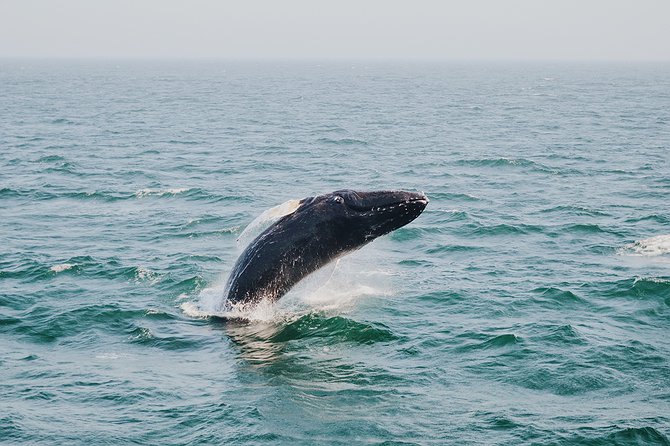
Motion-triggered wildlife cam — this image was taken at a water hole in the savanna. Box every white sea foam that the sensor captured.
[135,266,160,283]
[135,188,189,198]
[620,234,670,257]
[633,276,670,284]
[95,352,134,360]
[180,277,286,322]
[181,250,392,322]
[50,263,74,273]
[95,352,121,360]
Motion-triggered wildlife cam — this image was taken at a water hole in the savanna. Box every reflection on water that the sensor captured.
[220,318,287,365]
[218,309,401,369]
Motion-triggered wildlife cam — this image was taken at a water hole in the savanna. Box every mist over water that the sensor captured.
[1,60,669,445]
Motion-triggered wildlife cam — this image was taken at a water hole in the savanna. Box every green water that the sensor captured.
[1,60,669,445]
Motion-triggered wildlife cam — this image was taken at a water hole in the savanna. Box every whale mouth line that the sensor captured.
[367,197,429,213]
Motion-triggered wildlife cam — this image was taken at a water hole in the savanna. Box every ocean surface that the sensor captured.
[1,60,669,445]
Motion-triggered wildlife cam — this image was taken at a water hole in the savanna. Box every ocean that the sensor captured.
[1,60,669,445]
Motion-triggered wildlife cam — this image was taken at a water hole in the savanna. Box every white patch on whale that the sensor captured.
[236,199,301,249]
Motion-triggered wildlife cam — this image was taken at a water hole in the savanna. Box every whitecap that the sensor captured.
[620,234,670,257]
[135,266,160,284]
[135,187,189,198]
[50,263,74,273]
[94,352,136,360]
[633,276,670,284]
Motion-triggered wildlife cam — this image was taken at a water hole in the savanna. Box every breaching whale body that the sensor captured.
[222,189,428,309]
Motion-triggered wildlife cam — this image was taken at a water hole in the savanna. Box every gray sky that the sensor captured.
[1,0,669,60]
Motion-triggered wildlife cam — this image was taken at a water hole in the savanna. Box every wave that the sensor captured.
[36,154,67,163]
[165,139,200,145]
[10,303,179,345]
[539,205,610,217]
[627,277,670,300]
[624,214,669,224]
[0,187,116,202]
[531,223,624,238]
[531,287,587,307]
[128,325,203,351]
[515,364,615,396]
[456,157,541,168]
[134,187,191,197]
[68,190,133,201]
[316,137,369,146]
[458,333,521,351]
[567,426,670,445]
[588,277,670,302]
[427,191,481,202]
[270,314,398,344]
[0,186,230,203]
[455,157,584,175]
[389,225,444,241]
[212,312,399,365]
[43,162,81,175]
[619,234,670,257]
[466,223,544,236]
[49,263,75,273]
[560,223,622,235]
[542,324,587,345]
[435,209,469,221]
[135,187,238,203]
[454,157,560,173]
[426,244,482,254]
[50,118,77,125]
[0,255,181,288]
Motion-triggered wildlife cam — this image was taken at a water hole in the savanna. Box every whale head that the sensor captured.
[296,189,429,252]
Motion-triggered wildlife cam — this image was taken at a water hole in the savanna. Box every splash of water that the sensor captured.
[50,263,75,273]
[182,250,392,322]
[620,234,670,257]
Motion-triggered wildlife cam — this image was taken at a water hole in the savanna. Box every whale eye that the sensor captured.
[333,196,344,204]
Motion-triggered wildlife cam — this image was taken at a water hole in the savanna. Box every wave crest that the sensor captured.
[135,188,190,198]
[620,234,670,256]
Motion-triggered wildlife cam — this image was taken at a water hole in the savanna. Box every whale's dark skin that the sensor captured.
[223,189,428,308]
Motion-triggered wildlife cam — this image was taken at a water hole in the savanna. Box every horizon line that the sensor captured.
[2,55,670,64]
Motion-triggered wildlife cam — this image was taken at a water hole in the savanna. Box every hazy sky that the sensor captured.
[1,0,669,60]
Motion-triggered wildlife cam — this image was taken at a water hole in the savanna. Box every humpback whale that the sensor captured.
[223,189,428,308]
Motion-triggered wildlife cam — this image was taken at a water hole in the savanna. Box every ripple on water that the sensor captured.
[2,61,670,445]
[265,314,399,345]
[567,426,670,445]
[458,333,522,352]
[596,277,670,301]
[316,137,370,146]
[531,286,588,308]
